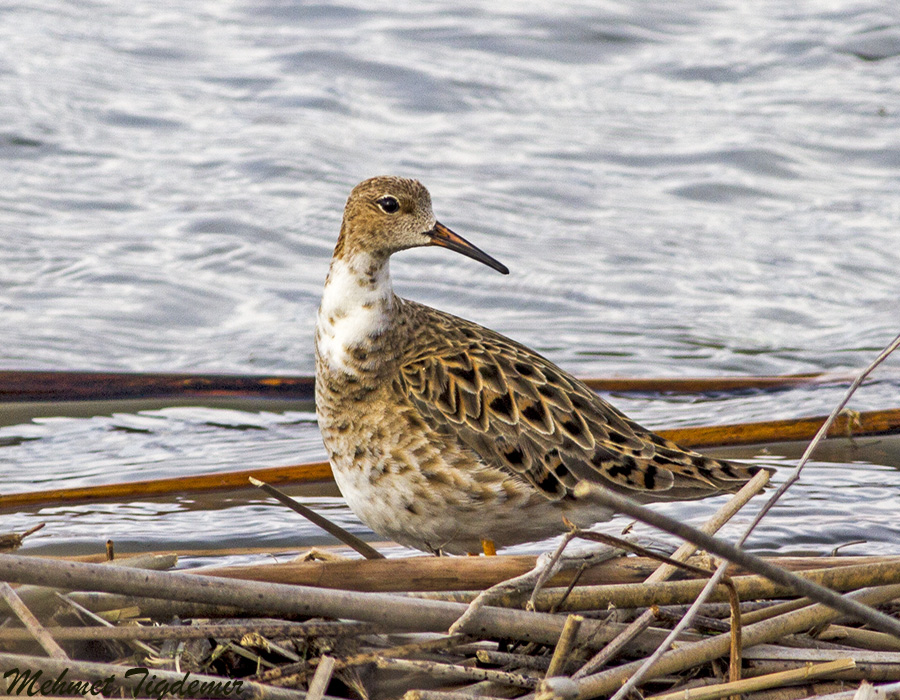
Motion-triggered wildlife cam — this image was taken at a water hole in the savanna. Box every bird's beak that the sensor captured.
[426,222,509,275]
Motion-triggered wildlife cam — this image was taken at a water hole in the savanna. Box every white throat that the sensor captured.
[316,254,393,374]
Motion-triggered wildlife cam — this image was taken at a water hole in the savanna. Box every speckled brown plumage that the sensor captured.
[315,176,764,555]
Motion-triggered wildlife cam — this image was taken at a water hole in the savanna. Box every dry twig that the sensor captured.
[0,522,45,551]
[0,581,68,660]
[249,477,384,560]
[306,656,336,700]
[646,658,856,700]
[375,657,539,689]
[546,614,583,678]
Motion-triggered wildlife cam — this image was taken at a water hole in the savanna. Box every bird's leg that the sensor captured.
[481,538,497,556]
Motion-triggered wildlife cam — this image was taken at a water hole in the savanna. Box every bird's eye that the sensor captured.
[376,195,400,214]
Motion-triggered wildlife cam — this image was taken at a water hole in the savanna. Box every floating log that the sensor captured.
[0,369,870,425]
[0,369,864,405]
[0,370,316,403]
[198,554,900,594]
[662,408,900,449]
[0,462,333,511]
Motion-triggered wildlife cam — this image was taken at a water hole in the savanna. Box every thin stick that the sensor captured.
[306,656,336,700]
[249,477,384,560]
[742,663,900,682]
[740,598,813,626]
[54,591,157,656]
[403,691,506,700]
[534,558,900,611]
[0,581,68,660]
[0,620,372,643]
[477,650,556,673]
[570,528,745,681]
[645,658,856,700]
[336,633,475,670]
[749,330,900,532]
[642,466,770,585]
[0,522,45,551]
[527,532,634,611]
[374,657,539,689]
[65,591,247,620]
[526,532,579,612]
[725,578,742,684]
[818,624,900,652]
[742,646,900,663]
[548,563,590,614]
[566,529,721,579]
[546,615,583,678]
[263,633,477,687]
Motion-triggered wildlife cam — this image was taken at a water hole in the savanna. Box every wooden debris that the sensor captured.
[0,619,372,643]
[0,549,896,698]
[0,581,68,659]
[249,477,385,560]
[0,462,335,511]
[374,656,540,688]
[204,554,900,594]
[0,368,859,405]
[0,523,45,552]
[646,658,857,700]
[546,614,583,678]
[306,655,336,700]
[0,553,628,647]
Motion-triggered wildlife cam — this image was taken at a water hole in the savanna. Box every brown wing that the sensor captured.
[398,302,762,502]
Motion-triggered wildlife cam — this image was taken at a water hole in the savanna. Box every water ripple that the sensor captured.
[1,0,898,558]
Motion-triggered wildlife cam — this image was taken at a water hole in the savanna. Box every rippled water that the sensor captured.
[1,1,899,562]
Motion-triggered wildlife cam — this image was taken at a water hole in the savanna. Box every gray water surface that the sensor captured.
[1,1,899,562]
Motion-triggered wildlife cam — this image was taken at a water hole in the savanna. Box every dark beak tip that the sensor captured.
[429,222,509,276]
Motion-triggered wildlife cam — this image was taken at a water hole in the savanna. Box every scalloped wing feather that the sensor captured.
[398,302,761,503]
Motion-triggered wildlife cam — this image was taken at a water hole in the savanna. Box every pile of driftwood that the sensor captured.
[2,479,900,700]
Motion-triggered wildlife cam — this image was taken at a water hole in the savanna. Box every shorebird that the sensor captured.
[315,176,763,555]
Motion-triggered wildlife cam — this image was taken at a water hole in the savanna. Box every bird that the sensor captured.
[315,176,765,555]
